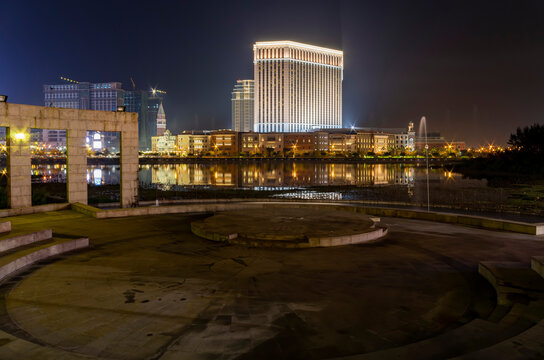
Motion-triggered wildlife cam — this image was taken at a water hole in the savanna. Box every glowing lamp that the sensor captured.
[14,132,26,141]
[0,95,7,102]
[116,106,126,112]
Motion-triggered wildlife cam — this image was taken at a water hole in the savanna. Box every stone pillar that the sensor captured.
[120,125,139,208]
[6,127,32,208]
[66,129,88,204]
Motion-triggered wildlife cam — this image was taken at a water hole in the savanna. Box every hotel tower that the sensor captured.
[253,41,343,132]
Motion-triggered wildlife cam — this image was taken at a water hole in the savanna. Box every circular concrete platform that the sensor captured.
[191,207,387,247]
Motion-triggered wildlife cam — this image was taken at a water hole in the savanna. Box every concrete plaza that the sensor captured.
[0,210,543,359]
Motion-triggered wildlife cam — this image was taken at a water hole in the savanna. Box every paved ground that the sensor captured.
[191,207,375,241]
[1,210,544,359]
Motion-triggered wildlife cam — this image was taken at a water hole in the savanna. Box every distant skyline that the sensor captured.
[1,0,543,146]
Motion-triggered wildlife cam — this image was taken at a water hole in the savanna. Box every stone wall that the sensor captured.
[0,103,139,209]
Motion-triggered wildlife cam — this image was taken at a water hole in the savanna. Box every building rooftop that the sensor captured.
[254,41,343,56]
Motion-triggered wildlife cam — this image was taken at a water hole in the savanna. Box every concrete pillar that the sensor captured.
[6,127,32,208]
[120,129,139,208]
[66,129,88,204]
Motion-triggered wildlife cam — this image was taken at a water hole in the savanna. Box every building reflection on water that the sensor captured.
[143,163,416,189]
[25,162,428,190]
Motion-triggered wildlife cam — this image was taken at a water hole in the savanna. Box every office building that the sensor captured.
[124,90,151,150]
[253,41,343,132]
[43,81,125,149]
[231,79,254,132]
[44,80,167,151]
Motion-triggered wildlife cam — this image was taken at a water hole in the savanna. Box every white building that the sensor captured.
[232,79,254,132]
[253,41,343,133]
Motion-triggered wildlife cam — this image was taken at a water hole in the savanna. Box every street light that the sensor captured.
[14,132,26,141]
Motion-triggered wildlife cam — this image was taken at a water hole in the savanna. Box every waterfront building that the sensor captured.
[356,132,374,153]
[373,134,395,154]
[415,132,466,151]
[258,133,284,153]
[328,132,357,153]
[354,122,416,152]
[314,131,330,152]
[253,41,343,132]
[240,133,260,153]
[284,133,316,153]
[176,131,210,155]
[232,80,254,132]
[151,130,176,153]
[210,130,240,155]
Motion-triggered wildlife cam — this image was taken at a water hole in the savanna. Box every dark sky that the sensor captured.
[1,0,543,146]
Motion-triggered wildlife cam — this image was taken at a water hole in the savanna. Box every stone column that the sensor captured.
[66,129,88,204]
[120,123,139,208]
[6,127,32,208]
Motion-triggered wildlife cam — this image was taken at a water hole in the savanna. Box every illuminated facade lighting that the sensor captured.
[253,41,343,132]
[232,79,254,132]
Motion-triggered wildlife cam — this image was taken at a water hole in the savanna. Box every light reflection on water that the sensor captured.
[26,163,468,190]
[139,163,421,188]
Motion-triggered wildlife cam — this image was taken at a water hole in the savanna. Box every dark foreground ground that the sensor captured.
[0,210,543,359]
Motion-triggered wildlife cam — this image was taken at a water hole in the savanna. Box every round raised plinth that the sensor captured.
[191,207,387,248]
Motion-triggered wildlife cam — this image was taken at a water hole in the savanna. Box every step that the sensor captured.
[451,318,544,359]
[0,221,11,234]
[0,328,95,359]
[532,257,544,279]
[478,261,544,306]
[0,237,89,283]
[0,229,53,254]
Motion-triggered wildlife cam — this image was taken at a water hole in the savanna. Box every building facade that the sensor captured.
[211,130,239,155]
[258,133,284,152]
[240,133,260,153]
[44,80,168,151]
[231,80,254,132]
[253,41,343,133]
[284,133,315,153]
[151,130,176,153]
[124,90,151,150]
[43,81,125,149]
[177,131,210,155]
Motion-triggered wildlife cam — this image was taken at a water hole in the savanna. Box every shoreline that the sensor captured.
[0,157,464,166]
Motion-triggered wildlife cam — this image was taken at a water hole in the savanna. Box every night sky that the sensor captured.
[1,0,543,146]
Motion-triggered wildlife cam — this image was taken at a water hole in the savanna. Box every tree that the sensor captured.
[508,123,544,153]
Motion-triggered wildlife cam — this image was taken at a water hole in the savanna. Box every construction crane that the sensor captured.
[59,76,79,84]
[151,88,167,95]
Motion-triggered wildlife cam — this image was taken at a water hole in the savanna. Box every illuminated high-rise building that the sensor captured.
[231,79,254,132]
[253,41,343,132]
